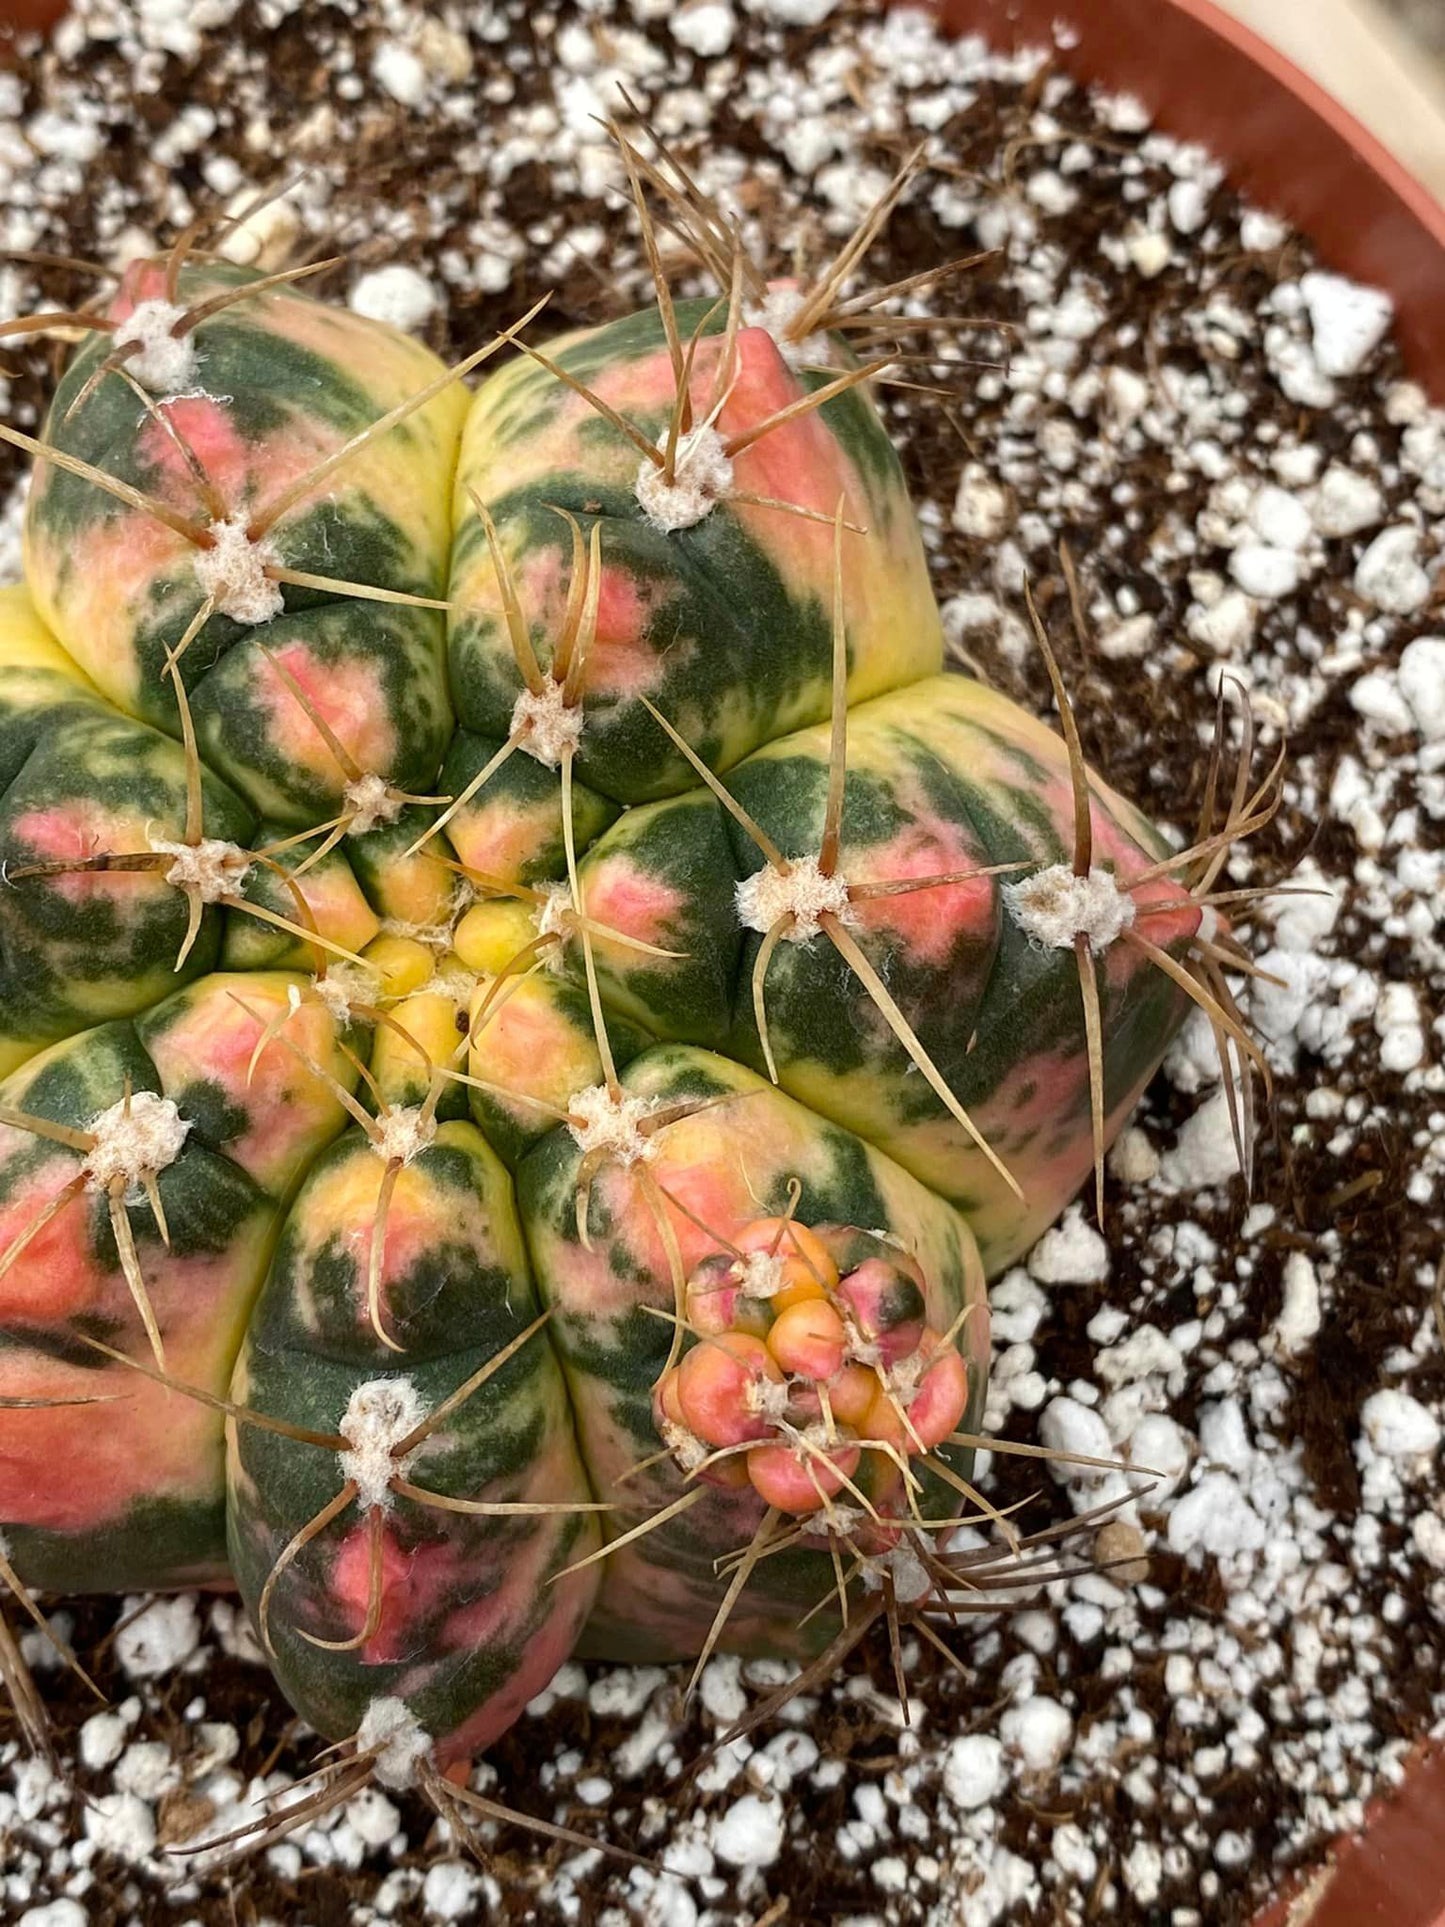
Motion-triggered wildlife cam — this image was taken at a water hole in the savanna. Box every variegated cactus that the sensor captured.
[0,172,1267,1838]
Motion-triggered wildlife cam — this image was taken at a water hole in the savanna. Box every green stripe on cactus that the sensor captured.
[0,980,359,1592]
[577,788,742,1048]
[3,1492,231,1595]
[184,604,452,828]
[229,1114,599,1760]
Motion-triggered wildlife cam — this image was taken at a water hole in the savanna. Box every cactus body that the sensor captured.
[0,258,1210,1774]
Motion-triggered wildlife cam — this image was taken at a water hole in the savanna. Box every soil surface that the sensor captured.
[0,4,1441,1926]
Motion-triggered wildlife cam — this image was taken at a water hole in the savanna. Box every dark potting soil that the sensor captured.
[0,3,1441,1925]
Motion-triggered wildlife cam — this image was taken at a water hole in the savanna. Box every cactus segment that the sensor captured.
[0,972,357,1589]
[226,1118,600,1767]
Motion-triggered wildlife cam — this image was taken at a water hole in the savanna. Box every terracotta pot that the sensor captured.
[934,0,1445,386]
[0,0,63,31]
[932,4,1445,1920]
[0,0,1441,1917]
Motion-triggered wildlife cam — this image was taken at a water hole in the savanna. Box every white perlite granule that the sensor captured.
[114,1594,201,1680]
[349,263,438,332]
[1299,270,1393,377]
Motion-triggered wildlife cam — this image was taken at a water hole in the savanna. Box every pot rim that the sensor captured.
[931,0,1445,385]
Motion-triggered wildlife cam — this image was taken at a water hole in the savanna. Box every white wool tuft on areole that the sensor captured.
[1004,863,1137,954]
[841,1309,883,1371]
[659,1413,710,1474]
[307,963,382,1023]
[635,424,735,532]
[82,1090,191,1201]
[737,1249,788,1299]
[381,896,469,954]
[344,773,403,836]
[193,514,285,626]
[735,855,854,941]
[533,879,575,958]
[427,965,480,1008]
[861,1540,934,1605]
[338,1377,427,1512]
[511,678,584,769]
[113,298,198,395]
[745,284,831,371]
[566,1083,664,1166]
[370,1106,437,1167]
[356,1694,432,1789]
[147,834,253,904]
[745,1374,791,1421]
[813,1501,866,1542]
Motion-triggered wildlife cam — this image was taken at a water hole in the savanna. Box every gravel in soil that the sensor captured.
[0,3,1442,1925]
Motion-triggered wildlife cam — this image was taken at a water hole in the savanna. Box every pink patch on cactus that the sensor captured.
[471,988,591,1112]
[56,511,194,623]
[848,821,997,966]
[138,395,253,508]
[145,977,346,1192]
[11,802,157,904]
[438,1514,557,1655]
[0,1167,105,1322]
[448,797,556,886]
[582,855,686,955]
[259,644,399,792]
[440,1567,596,1766]
[106,258,168,320]
[0,1344,227,1540]
[573,566,673,701]
[329,1523,455,1665]
[717,329,864,553]
[337,1175,467,1324]
[649,1164,757,1278]
[1120,871,1204,958]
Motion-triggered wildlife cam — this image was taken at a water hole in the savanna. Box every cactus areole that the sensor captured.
[0,224,1246,1804]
